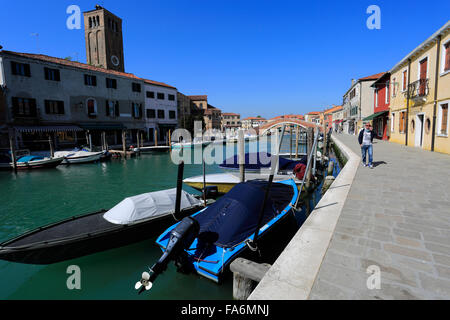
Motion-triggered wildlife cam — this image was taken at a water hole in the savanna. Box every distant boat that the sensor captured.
[0,189,204,264]
[54,150,104,164]
[136,179,297,288]
[184,152,308,194]
[0,153,64,170]
[171,139,211,149]
[139,146,171,153]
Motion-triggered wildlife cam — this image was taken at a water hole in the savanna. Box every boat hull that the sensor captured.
[15,157,64,170]
[62,152,103,164]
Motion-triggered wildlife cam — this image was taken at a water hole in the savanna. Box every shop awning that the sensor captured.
[363,111,389,121]
[78,123,126,131]
[13,125,83,133]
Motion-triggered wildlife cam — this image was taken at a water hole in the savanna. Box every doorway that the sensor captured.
[415,113,425,148]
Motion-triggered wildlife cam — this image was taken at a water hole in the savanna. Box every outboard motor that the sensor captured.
[203,185,219,200]
[135,217,200,293]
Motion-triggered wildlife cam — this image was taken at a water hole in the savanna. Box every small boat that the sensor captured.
[0,188,204,264]
[139,146,171,153]
[184,152,308,194]
[54,150,104,164]
[134,179,297,290]
[171,138,211,149]
[15,155,65,170]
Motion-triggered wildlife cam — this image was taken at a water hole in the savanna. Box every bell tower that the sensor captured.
[83,5,125,72]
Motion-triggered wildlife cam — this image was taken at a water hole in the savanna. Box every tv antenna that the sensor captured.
[30,33,40,53]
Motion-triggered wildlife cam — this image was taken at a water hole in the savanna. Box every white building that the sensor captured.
[143,79,178,143]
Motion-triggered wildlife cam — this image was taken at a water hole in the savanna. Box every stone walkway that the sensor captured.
[309,133,450,299]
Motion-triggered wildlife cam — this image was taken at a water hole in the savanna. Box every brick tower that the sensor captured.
[83,5,125,72]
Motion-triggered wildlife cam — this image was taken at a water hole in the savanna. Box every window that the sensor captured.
[438,102,449,136]
[392,77,397,97]
[157,92,165,100]
[106,78,117,89]
[168,94,175,101]
[132,83,141,92]
[375,89,379,107]
[391,113,395,132]
[349,88,356,100]
[146,91,155,98]
[44,100,64,114]
[12,97,37,117]
[399,111,406,133]
[44,67,60,81]
[402,70,407,91]
[169,110,176,119]
[87,98,97,116]
[84,74,97,86]
[442,41,450,74]
[157,110,165,119]
[385,81,390,104]
[11,61,31,77]
[132,103,142,119]
[146,109,156,119]
[106,100,119,117]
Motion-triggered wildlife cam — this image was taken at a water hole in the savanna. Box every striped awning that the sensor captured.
[13,125,83,133]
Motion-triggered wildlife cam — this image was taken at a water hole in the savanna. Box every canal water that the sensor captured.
[0,138,331,300]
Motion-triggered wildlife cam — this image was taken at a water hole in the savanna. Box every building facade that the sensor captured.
[389,21,450,154]
[221,113,241,130]
[143,80,178,144]
[241,117,266,130]
[369,72,391,140]
[342,73,383,134]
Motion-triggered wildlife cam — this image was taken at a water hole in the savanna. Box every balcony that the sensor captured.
[405,79,429,102]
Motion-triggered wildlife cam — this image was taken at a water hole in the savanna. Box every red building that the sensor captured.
[370,72,391,140]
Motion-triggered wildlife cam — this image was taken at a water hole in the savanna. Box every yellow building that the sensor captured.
[389,21,450,154]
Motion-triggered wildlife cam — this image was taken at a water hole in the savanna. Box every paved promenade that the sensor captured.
[309,133,450,299]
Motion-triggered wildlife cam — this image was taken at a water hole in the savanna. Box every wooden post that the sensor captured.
[295,125,299,159]
[289,125,293,159]
[238,129,245,183]
[306,128,314,187]
[168,129,171,147]
[313,128,318,175]
[327,160,334,176]
[9,129,17,173]
[122,130,127,158]
[48,134,54,158]
[136,131,140,149]
[154,129,158,147]
[229,258,271,300]
[88,132,93,151]
[140,132,144,148]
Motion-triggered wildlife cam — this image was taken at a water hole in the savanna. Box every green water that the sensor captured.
[0,138,310,300]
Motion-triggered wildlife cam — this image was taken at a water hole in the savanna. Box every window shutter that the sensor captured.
[30,99,37,116]
[131,103,135,118]
[58,101,64,114]
[24,64,31,77]
[106,100,110,116]
[115,102,120,116]
[442,104,448,134]
[445,43,450,71]
[45,100,50,114]
[11,62,17,75]
[139,104,143,118]
[93,76,97,86]
[55,70,61,81]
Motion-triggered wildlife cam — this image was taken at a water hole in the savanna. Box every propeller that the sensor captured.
[135,271,153,294]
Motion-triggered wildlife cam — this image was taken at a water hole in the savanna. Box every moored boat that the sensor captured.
[0,188,204,264]
[15,155,65,170]
[54,150,104,164]
[134,179,297,291]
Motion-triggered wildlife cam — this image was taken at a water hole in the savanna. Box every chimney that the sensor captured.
[351,79,355,86]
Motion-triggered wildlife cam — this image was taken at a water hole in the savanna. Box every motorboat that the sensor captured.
[171,138,211,149]
[139,146,171,153]
[15,155,65,170]
[134,179,297,290]
[54,150,104,164]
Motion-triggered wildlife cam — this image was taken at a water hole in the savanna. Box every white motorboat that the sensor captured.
[55,150,104,164]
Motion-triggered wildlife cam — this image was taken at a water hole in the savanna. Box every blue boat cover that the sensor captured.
[219,152,306,171]
[193,180,294,248]
[17,155,44,163]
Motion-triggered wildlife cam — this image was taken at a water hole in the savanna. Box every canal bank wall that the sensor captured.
[249,134,360,299]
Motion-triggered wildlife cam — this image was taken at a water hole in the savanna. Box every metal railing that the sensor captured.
[405,78,429,99]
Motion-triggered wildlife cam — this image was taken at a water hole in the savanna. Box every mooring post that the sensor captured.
[48,134,54,158]
[9,128,17,174]
[122,130,127,158]
[306,127,314,187]
[238,129,245,183]
[230,258,271,300]
[295,125,299,159]
[154,129,158,147]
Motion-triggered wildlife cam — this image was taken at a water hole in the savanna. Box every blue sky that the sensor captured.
[0,0,449,119]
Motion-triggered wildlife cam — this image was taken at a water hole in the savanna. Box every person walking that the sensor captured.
[358,122,375,168]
